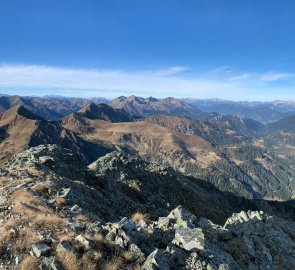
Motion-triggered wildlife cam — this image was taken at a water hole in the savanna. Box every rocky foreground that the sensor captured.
[0,145,294,269]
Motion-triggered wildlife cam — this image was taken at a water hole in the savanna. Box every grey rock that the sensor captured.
[71,221,86,233]
[13,183,28,191]
[157,216,173,229]
[167,205,198,228]
[15,256,20,265]
[0,195,7,205]
[166,245,188,268]
[42,256,64,270]
[138,219,148,229]
[222,210,295,269]
[142,249,170,270]
[59,188,71,198]
[75,235,93,250]
[173,228,205,251]
[198,218,232,242]
[117,217,136,233]
[114,229,130,248]
[56,240,75,253]
[105,229,117,243]
[39,156,55,164]
[32,243,51,258]
[70,204,83,214]
[129,243,145,262]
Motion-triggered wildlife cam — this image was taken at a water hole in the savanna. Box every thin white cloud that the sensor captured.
[153,66,189,76]
[210,66,232,74]
[259,72,295,82]
[0,64,233,97]
[0,64,295,100]
[228,73,253,82]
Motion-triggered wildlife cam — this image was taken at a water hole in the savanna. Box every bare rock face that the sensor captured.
[32,243,51,258]
[223,210,295,269]
[142,249,170,270]
[173,228,204,251]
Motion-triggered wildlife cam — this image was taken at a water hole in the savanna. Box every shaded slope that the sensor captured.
[0,105,112,165]
[77,103,135,122]
[146,115,248,146]
[61,113,295,200]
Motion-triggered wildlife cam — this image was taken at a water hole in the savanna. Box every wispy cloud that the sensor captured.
[259,72,295,82]
[0,64,295,100]
[210,66,232,74]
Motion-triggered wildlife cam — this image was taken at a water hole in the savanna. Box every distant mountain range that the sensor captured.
[183,98,295,123]
[2,94,295,123]
[110,95,217,121]
[2,94,295,200]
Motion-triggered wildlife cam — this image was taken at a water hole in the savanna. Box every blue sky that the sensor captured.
[1,0,295,100]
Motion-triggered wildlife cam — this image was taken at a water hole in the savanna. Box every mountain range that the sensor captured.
[1,94,295,269]
[1,98,295,200]
[183,98,295,124]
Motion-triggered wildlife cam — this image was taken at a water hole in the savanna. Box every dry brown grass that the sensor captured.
[58,251,98,270]
[34,213,64,229]
[13,189,39,202]
[92,251,102,263]
[55,197,67,207]
[33,183,48,193]
[0,229,13,254]
[57,232,75,242]
[131,265,142,270]
[83,233,104,250]
[0,225,40,256]
[20,255,39,270]
[146,228,153,235]
[58,210,68,218]
[13,228,39,253]
[76,214,90,222]
[132,211,149,223]
[103,256,124,270]
[3,216,30,230]
[27,167,44,177]
[0,177,12,185]
[122,251,133,263]
[81,254,97,270]
[58,251,81,270]
[12,189,50,214]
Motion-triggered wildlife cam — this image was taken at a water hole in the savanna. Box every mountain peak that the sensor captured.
[77,103,134,122]
[0,104,44,121]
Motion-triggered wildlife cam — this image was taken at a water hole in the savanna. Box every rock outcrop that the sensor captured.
[0,145,294,269]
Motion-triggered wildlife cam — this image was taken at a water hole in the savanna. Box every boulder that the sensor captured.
[117,217,136,233]
[75,235,93,250]
[173,228,204,251]
[56,240,75,254]
[129,243,145,262]
[39,156,55,164]
[70,204,83,214]
[42,257,64,270]
[0,195,7,205]
[32,243,51,258]
[114,229,130,248]
[157,216,174,229]
[167,206,198,228]
[142,249,170,270]
[198,218,232,241]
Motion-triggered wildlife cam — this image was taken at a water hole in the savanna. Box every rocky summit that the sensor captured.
[0,144,294,269]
